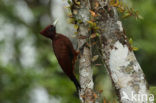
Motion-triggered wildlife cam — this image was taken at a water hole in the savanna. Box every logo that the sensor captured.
[121,91,154,102]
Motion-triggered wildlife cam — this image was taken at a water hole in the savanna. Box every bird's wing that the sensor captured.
[58,34,77,61]
[52,39,73,73]
[63,36,79,65]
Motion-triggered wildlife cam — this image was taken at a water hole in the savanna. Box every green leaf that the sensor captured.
[67,0,72,6]
[137,15,144,20]
[92,55,99,62]
[122,12,131,18]
[74,24,79,30]
[129,38,133,45]
[96,33,100,36]
[132,46,139,51]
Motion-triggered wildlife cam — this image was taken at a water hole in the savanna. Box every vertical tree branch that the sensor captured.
[91,0,149,102]
[71,0,96,103]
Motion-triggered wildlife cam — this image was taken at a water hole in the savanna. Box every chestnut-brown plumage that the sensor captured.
[40,25,80,91]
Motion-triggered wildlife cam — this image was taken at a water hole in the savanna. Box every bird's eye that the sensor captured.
[50,27,55,32]
[48,27,52,32]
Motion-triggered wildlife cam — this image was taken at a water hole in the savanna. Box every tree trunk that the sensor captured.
[71,0,96,103]
[91,0,149,103]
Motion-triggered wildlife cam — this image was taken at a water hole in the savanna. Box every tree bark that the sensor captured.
[91,0,149,102]
[71,0,96,103]
[71,0,149,103]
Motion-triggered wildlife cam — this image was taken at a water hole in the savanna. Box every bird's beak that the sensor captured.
[53,18,59,26]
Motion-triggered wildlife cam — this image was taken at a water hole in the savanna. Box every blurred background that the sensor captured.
[0,0,156,103]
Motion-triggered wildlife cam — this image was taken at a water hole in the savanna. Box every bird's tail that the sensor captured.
[70,75,81,92]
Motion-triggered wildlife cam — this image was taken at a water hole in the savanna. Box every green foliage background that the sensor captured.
[0,0,156,103]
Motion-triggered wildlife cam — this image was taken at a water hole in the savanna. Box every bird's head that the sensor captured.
[40,25,56,39]
[40,18,58,39]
